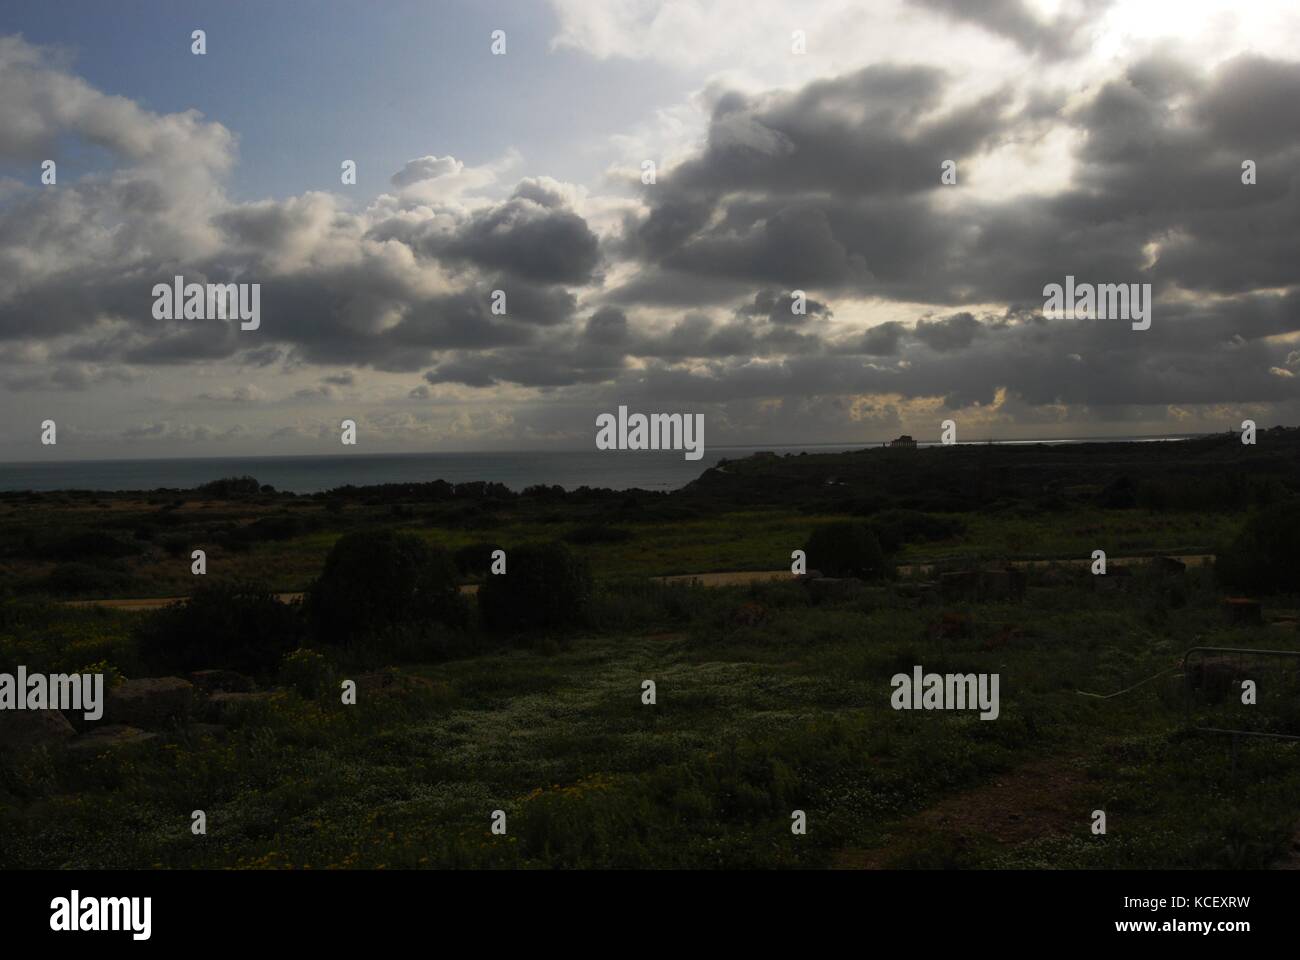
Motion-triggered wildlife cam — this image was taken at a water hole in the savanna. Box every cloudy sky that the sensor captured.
[2,0,1300,461]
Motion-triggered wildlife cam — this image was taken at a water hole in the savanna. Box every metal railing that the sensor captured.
[1182,645,1300,776]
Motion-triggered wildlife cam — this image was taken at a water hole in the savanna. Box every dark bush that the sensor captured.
[1217,500,1300,594]
[804,521,890,579]
[867,510,966,554]
[43,562,133,596]
[228,515,302,543]
[135,580,305,675]
[197,476,261,499]
[43,531,142,561]
[522,484,566,500]
[1097,474,1138,509]
[305,530,468,649]
[478,541,593,633]
[453,542,504,577]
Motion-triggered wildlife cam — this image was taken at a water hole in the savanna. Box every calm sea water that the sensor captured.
[0,436,1203,495]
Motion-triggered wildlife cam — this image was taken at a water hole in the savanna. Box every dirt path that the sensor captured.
[832,757,1091,869]
[63,553,1215,611]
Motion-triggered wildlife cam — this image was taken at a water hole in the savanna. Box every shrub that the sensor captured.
[478,541,593,633]
[234,515,303,542]
[586,577,713,633]
[43,562,133,596]
[868,510,966,554]
[1217,500,1300,594]
[804,521,890,579]
[218,514,317,550]
[1096,474,1138,509]
[135,580,305,676]
[522,484,565,500]
[305,530,468,649]
[43,531,141,561]
[355,621,480,663]
[453,542,504,577]
[196,476,261,499]
[279,648,337,699]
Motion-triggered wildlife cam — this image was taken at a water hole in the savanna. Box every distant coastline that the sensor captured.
[0,433,1214,495]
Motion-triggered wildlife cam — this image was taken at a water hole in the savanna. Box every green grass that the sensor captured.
[4,560,1298,869]
[897,508,1235,563]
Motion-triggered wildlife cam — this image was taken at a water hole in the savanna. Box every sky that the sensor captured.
[1,0,1299,460]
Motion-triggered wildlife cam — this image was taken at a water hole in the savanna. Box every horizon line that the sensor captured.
[0,429,1242,469]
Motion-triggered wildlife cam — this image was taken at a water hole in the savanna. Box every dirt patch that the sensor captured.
[640,631,686,643]
[833,758,1090,869]
[654,570,788,587]
[67,591,307,611]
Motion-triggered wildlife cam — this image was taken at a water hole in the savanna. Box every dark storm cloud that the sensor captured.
[487,278,580,327]
[858,321,905,357]
[629,64,1011,259]
[441,281,1300,417]
[0,256,168,341]
[603,297,1300,411]
[617,50,1300,321]
[602,264,755,309]
[913,312,983,351]
[663,64,1009,199]
[123,323,243,364]
[1195,55,1300,153]
[612,64,1021,300]
[909,0,1112,58]
[649,314,754,359]
[584,306,629,345]
[420,296,836,390]
[738,288,833,325]
[423,303,634,389]
[436,197,600,285]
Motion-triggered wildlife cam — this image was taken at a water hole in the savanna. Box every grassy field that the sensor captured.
[0,493,1242,599]
[3,439,1298,869]
[3,561,1298,869]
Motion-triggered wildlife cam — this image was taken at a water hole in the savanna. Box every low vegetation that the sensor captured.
[2,434,1299,869]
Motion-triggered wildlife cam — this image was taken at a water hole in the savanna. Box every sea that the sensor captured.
[0,435,1205,495]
